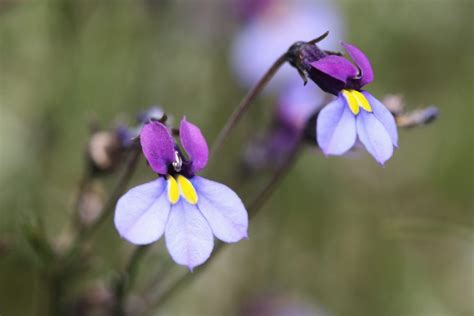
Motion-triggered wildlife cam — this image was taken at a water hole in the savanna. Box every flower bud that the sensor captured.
[87,130,124,173]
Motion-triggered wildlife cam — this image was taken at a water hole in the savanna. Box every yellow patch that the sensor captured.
[167,175,180,204]
[351,90,372,113]
[177,175,198,205]
[342,89,360,115]
[342,89,373,114]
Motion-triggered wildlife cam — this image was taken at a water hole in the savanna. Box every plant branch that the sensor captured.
[113,245,150,316]
[210,53,288,157]
[65,144,141,260]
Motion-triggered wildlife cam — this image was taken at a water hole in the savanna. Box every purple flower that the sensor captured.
[312,43,398,165]
[114,118,248,270]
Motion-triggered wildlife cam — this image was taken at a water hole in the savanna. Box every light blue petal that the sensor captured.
[193,176,248,243]
[317,95,357,155]
[165,200,214,270]
[356,111,394,165]
[363,92,398,146]
[114,178,170,245]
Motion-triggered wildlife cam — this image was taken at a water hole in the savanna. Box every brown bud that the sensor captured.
[87,130,123,172]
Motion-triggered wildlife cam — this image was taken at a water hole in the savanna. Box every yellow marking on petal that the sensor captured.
[351,90,373,113]
[177,175,198,205]
[167,175,180,204]
[342,89,360,115]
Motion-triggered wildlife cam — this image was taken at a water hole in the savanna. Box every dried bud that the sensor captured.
[396,106,439,128]
[87,130,124,173]
[77,181,106,226]
[73,283,114,316]
[382,94,405,115]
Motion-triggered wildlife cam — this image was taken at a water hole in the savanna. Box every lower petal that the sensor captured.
[363,92,398,146]
[193,177,248,243]
[317,96,357,155]
[356,111,394,165]
[114,178,170,245]
[165,200,214,270]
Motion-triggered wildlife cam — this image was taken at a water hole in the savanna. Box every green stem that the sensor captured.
[210,53,288,157]
[113,245,150,315]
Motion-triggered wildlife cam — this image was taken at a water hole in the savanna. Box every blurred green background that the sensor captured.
[0,0,472,315]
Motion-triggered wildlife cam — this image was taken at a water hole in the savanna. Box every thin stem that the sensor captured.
[113,245,150,316]
[210,53,288,157]
[65,145,141,259]
[142,140,304,315]
[70,164,92,231]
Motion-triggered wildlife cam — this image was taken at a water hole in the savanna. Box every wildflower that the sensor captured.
[114,118,248,270]
[292,42,398,164]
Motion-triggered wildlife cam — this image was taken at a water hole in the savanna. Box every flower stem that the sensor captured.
[113,245,150,315]
[65,144,141,260]
[141,140,304,315]
[70,165,92,231]
[210,52,288,157]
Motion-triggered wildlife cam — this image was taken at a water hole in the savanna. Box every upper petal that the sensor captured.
[140,121,176,175]
[114,178,170,245]
[317,95,357,155]
[193,176,248,243]
[179,117,209,174]
[356,111,394,165]
[363,92,398,147]
[342,43,374,86]
[310,55,359,84]
[165,200,214,270]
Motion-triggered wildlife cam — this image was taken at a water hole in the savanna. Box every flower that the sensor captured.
[303,43,398,165]
[114,118,248,270]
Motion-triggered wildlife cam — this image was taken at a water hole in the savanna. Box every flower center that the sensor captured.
[341,89,373,115]
[171,150,182,172]
[166,174,198,205]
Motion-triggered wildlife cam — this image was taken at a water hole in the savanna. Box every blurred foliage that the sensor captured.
[0,0,472,315]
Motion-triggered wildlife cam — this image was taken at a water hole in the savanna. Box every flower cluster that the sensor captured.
[114,118,248,270]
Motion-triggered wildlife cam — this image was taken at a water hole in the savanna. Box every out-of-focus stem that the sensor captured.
[70,165,92,230]
[141,140,304,315]
[65,144,141,260]
[210,53,288,157]
[113,245,150,316]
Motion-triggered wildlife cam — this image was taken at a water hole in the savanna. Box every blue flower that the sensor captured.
[308,43,398,164]
[114,118,248,270]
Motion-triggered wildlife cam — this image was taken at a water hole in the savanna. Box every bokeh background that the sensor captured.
[0,0,472,315]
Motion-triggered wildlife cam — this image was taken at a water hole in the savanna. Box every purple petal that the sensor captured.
[179,118,209,174]
[114,178,170,245]
[165,200,214,270]
[356,111,394,165]
[140,122,175,175]
[317,95,357,155]
[193,176,248,243]
[310,55,359,84]
[342,42,374,86]
[362,92,398,147]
